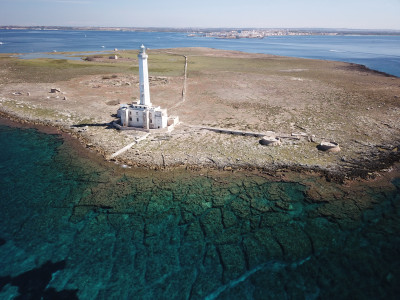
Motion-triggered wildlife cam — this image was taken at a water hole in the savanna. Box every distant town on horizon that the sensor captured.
[1,25,400,36]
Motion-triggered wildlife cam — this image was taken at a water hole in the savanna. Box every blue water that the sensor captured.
[1,30,400,299]
[0,123,400,299]
[0,30,400,76]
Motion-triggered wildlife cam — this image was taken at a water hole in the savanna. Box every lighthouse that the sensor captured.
[138,44,151,106]
[116,45,179,131]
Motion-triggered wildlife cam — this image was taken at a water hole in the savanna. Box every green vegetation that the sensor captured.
[0,50,186,84]
[187,56,310,76]
[0,58,124,83]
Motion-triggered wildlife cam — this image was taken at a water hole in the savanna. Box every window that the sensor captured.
[129,117,132,121]
[137,118,139,122]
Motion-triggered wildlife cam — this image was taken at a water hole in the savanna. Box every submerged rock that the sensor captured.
[1,125,399,299]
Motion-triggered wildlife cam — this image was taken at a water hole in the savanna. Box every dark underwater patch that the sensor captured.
[0,260,78,300]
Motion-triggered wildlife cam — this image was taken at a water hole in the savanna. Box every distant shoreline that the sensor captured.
[1,30,399,77]
[1,26,400,36]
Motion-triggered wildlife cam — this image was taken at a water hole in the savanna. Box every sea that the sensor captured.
[0,30,400,77]
[0,30,400,299]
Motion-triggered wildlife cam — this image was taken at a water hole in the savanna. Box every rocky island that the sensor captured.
[1,46,400,299]
[0,47,399,179]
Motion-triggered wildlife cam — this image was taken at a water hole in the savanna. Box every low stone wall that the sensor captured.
[200,126,271,138]
[113,121,177,133]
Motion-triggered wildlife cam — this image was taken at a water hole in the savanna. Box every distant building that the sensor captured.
[116,45,178,131]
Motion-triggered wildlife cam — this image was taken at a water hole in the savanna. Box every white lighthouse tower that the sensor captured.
[138,44,151,106]
[116,44,179,131]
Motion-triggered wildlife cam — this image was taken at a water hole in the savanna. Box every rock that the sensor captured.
[190,246,223,298]
[231,196,251,218]
[264,131,276,137]
[260,136,281,146]
[254,228,283,258]
[275,200,294,211]
[243,236,265,268]
[222,210,237,228]
[291,132,308,137]
[251,197,273,212]
[50,88,61,93]
[218,244,247,282]
[200,208,223,237]
[318,141,341,152]
[272,223,312,259]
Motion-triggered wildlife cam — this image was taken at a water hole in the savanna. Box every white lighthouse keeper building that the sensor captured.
[118,45,170,130]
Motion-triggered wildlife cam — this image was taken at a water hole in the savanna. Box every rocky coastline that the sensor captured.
[1,108,399,184]
[0,48,399,182]
[1,47,400,300]
[1,116,400,299]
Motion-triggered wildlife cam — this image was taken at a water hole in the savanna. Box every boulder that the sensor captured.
[318,141,341,152]
[260,136,281,146]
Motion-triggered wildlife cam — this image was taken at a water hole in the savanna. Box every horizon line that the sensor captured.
[1,25,400,32]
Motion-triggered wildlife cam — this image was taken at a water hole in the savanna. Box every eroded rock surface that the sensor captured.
[1,126,399,299]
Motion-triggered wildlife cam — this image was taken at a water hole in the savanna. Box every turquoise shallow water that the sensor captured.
[0,123,400,299]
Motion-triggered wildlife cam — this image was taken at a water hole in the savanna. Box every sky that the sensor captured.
[0,0,399,30]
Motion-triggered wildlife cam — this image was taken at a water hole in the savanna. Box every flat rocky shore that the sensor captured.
[0,48,399,180]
